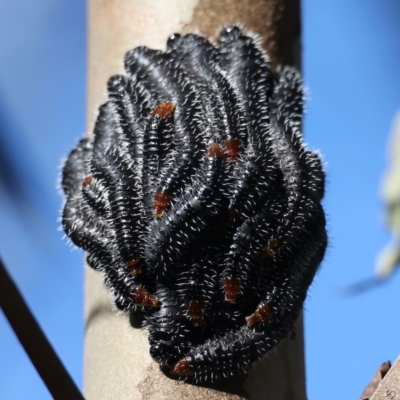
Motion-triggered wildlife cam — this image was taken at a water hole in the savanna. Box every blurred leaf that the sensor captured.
[376,109,400,279]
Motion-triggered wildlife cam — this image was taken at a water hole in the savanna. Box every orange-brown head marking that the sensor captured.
[152,101,175,119]
[153,189,172,217]
[255,237,281,261]
[266,237,280,257]
[82,175,94,188]
[132,287,159,308]
[245,301,274,327]
[184,300,205,327]
[207,143,225,158]
[228,207,239,219]
[170,359,194,376]
[125,256,142,275]
[223,138,240,161]
[222,278,241,303]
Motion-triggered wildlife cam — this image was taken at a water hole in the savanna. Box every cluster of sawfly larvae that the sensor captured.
[62,26,327,382]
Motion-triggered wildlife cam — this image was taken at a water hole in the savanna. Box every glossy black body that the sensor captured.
[61,26,327,382]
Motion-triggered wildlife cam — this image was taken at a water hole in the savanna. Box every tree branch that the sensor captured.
[0,258,84,400]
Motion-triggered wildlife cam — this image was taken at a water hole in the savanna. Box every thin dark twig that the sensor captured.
[0,257,84,400]
[336,276,385,297]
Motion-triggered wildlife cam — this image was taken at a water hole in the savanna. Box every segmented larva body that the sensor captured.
[62,26,327,382]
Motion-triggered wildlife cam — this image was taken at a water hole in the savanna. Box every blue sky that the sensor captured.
[0,1,399,399]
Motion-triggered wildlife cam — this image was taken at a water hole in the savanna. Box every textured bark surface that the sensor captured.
[85,1,304,398]
[359,361,391,400]
[368,356,400,400]
[182,0,301,68]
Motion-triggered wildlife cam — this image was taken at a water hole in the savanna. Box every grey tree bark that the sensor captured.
[368,355,400,400]
[85,1,304,399]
